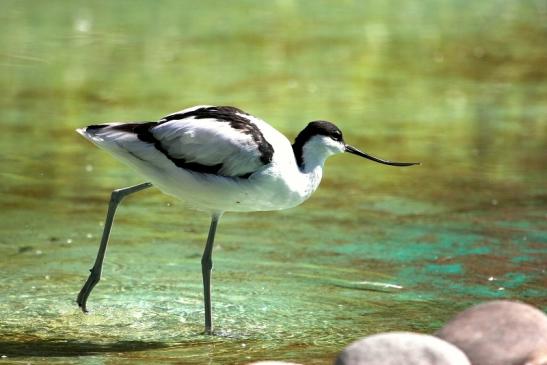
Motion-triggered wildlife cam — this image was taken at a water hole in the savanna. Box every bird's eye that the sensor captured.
[332,132,343,141]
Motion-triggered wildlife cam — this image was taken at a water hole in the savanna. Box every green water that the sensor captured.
[1,1,545,364]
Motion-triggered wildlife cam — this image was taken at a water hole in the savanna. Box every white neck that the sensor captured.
[293,136,341,199]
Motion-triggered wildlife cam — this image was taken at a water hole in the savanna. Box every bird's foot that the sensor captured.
[76,267,101,313]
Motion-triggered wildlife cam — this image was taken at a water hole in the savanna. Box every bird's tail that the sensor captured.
[76,124,112,142]
[75,123,137,155]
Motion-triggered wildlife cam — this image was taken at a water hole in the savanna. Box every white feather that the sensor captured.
[151,118,263,177]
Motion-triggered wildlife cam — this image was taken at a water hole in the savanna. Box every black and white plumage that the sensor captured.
[76,105,419,334]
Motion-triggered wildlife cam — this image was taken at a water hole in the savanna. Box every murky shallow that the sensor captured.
[1,1,546,364]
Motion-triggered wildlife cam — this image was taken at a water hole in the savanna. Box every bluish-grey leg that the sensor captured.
[77,182,153,312]
[201,212,222,334]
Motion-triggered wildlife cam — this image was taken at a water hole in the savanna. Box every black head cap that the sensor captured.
[292,121,344,167]
[294,121,344,146]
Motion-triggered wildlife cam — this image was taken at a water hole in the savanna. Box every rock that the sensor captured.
[436,300,547,365]
[524,347,547,365]
[334,332,470,365]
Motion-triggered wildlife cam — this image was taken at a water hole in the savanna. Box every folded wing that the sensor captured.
[83,105,274,178]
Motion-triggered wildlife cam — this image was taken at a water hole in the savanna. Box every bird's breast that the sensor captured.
[233,162,323,212]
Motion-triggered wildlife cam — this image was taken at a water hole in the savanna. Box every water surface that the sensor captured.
[0,1,545,364]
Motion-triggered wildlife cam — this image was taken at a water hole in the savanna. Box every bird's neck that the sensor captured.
[292,138,331,174]
[291,141,331,200]
[300,164,323,197]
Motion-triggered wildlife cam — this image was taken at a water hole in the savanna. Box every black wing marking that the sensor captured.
[104,122,224,175]
[161,106,273,164]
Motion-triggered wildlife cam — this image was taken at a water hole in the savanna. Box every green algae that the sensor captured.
[0,1,546,364]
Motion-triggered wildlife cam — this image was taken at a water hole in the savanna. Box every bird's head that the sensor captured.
[293,121,420,170]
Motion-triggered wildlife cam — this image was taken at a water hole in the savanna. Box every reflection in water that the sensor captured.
[0,1,545,364]
[0,338,167,357]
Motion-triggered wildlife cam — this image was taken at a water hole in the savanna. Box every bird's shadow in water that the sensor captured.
[0,338,168,357]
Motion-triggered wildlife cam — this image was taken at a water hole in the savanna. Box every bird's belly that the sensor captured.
[141,164,306,213]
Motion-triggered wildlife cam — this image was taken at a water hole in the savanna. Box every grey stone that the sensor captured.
[523,347,547,365]
[334,331,470,365]
[436,300,547,365]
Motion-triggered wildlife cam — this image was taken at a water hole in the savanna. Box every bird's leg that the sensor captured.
[201,212,222,335]
[76,182,153,313]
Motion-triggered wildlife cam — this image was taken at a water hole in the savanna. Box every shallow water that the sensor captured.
[0,1,546,364]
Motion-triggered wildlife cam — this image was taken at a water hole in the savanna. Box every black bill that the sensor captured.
[345,145,420,167]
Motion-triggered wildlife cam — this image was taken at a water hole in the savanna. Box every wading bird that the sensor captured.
[76,105,419,334]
